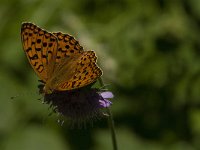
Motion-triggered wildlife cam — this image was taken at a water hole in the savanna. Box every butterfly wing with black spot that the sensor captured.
[54,51,102,91]
[21,22,58,82]
[53,32,84,63]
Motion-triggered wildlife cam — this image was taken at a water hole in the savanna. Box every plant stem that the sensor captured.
[98,77,118,150]
[107,107,118,150]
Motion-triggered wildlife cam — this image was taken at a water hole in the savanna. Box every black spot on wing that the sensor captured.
[29,54,38,60]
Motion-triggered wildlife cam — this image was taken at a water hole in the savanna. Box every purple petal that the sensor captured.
[99,99,112,107]
[100,92,114,99]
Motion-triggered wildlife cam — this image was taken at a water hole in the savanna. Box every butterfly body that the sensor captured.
[21,23,102,93]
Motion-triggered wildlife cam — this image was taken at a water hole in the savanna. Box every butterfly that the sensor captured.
[21,22,102,94]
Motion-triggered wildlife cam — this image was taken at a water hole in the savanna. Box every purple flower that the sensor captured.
[99,92,113,107]
[38,83,113,123]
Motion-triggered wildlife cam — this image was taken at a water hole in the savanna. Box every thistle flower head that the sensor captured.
[38,83,113,123]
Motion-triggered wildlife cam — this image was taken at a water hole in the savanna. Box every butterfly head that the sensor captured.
[43,85,53,94]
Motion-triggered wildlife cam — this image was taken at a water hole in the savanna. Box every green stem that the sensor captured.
[107,107,118,150]
[98,77,118,150]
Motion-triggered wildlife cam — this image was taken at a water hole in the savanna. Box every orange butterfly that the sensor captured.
[21,22,102,94]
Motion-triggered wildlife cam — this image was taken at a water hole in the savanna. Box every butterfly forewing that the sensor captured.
[21,23,58,81]
[53,32,84,63]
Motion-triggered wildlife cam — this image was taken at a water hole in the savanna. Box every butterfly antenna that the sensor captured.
[99,83,110,90]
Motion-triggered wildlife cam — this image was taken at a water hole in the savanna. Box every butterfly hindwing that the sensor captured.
[56,51,102,91]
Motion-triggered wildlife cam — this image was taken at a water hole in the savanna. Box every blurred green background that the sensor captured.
[1,0,200,149]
